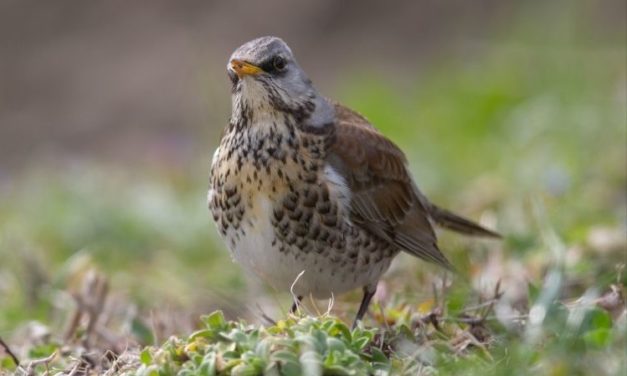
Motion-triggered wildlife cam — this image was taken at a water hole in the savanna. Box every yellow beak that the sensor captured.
[230,59,262,77]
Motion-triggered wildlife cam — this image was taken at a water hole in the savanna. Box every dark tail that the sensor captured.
[430,205,501,238]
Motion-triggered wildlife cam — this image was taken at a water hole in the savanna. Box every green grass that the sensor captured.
[0,2,625,375]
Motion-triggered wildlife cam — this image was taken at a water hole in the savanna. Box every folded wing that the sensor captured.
[326,103,454,270]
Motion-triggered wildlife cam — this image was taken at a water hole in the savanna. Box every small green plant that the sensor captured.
[134,311,391,376]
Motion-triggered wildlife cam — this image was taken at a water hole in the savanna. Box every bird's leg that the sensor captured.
[352,285,377,329]
[290,295,303,314]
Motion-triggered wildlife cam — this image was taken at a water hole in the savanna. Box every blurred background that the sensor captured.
[0,0,625,349]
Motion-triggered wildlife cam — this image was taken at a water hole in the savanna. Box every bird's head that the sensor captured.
[227,36,334,129]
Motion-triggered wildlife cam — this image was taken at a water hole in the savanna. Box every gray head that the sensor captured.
[227,36,334,129]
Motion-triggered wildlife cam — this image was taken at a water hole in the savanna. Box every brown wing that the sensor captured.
[327,102,454,270]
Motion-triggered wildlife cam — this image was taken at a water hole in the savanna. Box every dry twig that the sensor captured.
[0,336,20,367]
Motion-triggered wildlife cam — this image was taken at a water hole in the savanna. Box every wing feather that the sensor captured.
[327,102,453,270]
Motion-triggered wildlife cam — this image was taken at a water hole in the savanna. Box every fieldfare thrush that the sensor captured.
[208,36,500,328]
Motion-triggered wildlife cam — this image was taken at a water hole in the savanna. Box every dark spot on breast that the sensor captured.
[288,209,303,221]
[273,208,284,222]
[294,224,308,237]
[301,210,313,223]
[296,238,308,250]
[317,201,331,215]
[225,186,237,198]
[309,224,320,238]
[284,193,298,211]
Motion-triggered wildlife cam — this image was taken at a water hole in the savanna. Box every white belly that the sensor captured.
[224,196,390,299]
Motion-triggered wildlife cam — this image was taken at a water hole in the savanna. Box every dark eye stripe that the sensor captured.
[260,56,287,75]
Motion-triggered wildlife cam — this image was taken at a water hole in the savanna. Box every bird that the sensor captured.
[208,36,500,328]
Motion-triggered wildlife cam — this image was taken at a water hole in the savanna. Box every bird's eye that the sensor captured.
[272,56,287,71]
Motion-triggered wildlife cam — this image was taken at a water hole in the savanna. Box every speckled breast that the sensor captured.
[208,123,397,298]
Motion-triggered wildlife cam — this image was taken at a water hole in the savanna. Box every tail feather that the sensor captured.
[430,205,501,238]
